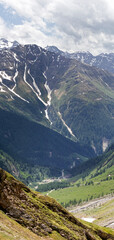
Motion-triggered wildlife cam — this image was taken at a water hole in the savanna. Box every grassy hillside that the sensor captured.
[48,180,114,208]
[0,168,114,240]
[0,210,44,240]
[46,145,114,207]
[48,59,114,154]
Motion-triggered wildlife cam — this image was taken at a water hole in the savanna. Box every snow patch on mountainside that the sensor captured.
[45,109,52,125]
[102,138,109,152]
[0,38,19,49]
[90,58,97,66]
[23,65,47,106]
[43,71,47,79]
[82,217,96,223]
[58,111,76,138]
[0,39,13,49]
[28,57,38,64]
[0,67,29,102]
[43,70,53,123]
[27,69,47,106]
[12,52,20,62]
[91,141,97,154]
[44,81,52,106]
[0,84,6,93]
[24,65,53,124]
[12,69,18,91]
[1,81,29,103]
[43,70,52,105]
[0,71,12,81]
[28,69,41,96]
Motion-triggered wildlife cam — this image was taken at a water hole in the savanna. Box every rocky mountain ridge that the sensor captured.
[46,46,114,74]
[0,38,19,49]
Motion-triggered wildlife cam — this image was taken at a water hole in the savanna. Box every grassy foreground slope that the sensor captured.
[0,168,114,240]
[0,210,44,240]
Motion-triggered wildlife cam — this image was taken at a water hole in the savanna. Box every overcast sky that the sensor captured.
[0,0,114,55]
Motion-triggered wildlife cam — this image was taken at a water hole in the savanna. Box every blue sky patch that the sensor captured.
[0,3,24,26]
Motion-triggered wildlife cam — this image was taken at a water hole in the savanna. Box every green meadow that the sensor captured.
[48,180,114,207]
[46,146,114,207]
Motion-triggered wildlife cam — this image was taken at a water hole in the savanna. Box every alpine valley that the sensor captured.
[0,38,114,239]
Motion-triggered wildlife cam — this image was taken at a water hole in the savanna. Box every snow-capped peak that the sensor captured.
[0,38,19,49]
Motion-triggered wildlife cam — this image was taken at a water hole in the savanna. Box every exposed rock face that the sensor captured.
[0,168,114,240]
[46,46,114,74]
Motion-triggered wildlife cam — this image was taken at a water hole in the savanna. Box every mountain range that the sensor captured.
[0,38,114,183]
[46,46,114,74]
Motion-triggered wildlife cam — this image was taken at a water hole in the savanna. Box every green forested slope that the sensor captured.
[0,108,94,185]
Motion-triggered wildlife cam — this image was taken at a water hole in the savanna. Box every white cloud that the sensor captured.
[0,0,114,54]
[0,17,8,36]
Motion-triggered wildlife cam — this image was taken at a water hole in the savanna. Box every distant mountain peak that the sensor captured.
[0,38,19,49]
[45,45,64,54]
[45,45,114,74]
